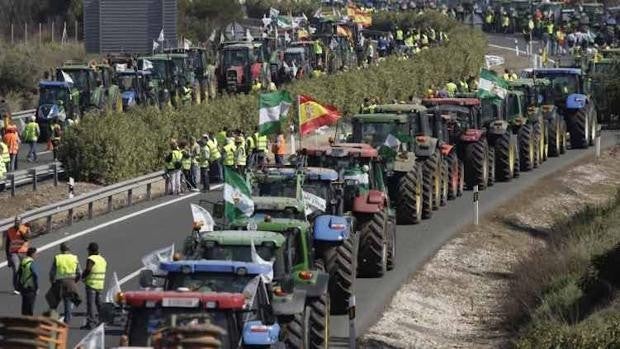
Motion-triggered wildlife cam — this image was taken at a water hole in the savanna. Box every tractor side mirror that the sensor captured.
[139,269,155,288]
[213,202,224,219]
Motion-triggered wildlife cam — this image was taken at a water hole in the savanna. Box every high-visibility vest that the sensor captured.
[255,133,268,152]
[216,131,227,148]
[313,41,323,55]
[445,82,458,96]
[246,136,255,151]
[546,23,554,35]
[181,150,192,170]
[207,139,221,161]
[235,144,246,166]
[223,143,236,166]
[458,80,469,91]
[404,36,414,47]
[251,82,262,93]
[485,14,493,24]
[54,253,78,280]
[0,142,9,164]
[166,149,183,170]
[395,29,404,40]
[502,16,510,27]
[7,226,29,254]
[198,144,210,168]
[0,158,5,180]
[503,73,510,80]
[528,20,534,31]
[19,257,35,290]
[510,73,518,81]
[85,255,107,290]
[22,122,39,142]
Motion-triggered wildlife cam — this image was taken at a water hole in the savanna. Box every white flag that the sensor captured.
[152,40,159,52]
[251,240,274,282]
[157,28,165,42]
[61,23,68,44]
[104,272,121,303]
[142,244,175,272]
[74,323,105,349]
[142,59,154,70]
[262,14,272,27]
[190,204,214,232]
[284,31,291,43]
[303,191,327,216]
[61,70,74,84]
[183,38,192,49]
[269,7,280,18]
[208,30,216,42]
[246,29,253,42]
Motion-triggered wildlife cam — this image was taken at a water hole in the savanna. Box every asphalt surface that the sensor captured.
[10,142,54,171]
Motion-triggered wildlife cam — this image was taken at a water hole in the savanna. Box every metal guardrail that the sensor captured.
[5,162,64,196]
[10,109,36,132]
[0,170,165,234]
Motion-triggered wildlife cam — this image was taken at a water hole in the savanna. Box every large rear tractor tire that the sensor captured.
[548,117,562,157]
[395,165,423,224]
[358,210,388,278]
[457,160,465,197]
[588,109,597,146]
[446,152,459,200]
[533,122,544,168]
[560,120,567,154]
[488,147,495,187]
[321,234,358,315]
[495,132,515,181]
[440,159,449,206]
[386,214,396,270]
[569,108,589,149]
[518,124,535,171]
[422,151,441,218]
[307,262,330,349]
[281,312,307,349]
[464,139,489,190]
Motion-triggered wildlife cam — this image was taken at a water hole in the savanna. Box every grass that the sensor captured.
[504,190,620,349]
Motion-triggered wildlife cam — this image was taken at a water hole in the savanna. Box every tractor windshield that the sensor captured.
[63,70,89,91]
[254,178,298,198]
[223,48,250,67]
[534,73,581,98]
[353,121,403,148]
[39,87,68,105]
[202,245,286,277]
[117,75,136,92]
[165,272,254,294]
[303,180,330,202]
[126,307,237,348]
[253,209,305,221]
[149,60,169,81]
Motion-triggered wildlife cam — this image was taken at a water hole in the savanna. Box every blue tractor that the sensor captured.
[36,81,80,141]
[523,68,597,149]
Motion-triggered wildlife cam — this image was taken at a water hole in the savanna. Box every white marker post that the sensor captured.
[514,39,519,56]
[473,185,479,225]
[349,295,356,349]
[595,134,601,160]
[68,177,75,199]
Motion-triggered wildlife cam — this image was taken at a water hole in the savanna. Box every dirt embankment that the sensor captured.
[361,147,620,348]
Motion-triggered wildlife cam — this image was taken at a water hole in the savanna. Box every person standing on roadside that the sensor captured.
[81,242,107,329]
[5,216,31,294]
[2,122,20,171]
[164,140,183,195]
[274,132,286,166]
[47,243,81,323]
[17,247,38,315]
[50,119,62,161]
[204,132,222,184]
[22,116,40,162]
[197,136,210,192]
[189,136,201,190]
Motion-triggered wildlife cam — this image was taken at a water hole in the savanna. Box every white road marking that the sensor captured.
[0,183,223,270]
[119,268,145,286]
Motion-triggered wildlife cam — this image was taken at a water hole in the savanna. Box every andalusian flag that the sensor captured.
[224,167,254,222]
[299,95,342,136]
[379,133,409,159]
[259,90,293,135]
[478,69,508,99]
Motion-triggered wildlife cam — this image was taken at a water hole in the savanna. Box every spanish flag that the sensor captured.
[299,95,342,136]
[347,4,372,27]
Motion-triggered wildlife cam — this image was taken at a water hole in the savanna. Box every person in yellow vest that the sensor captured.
[205,132,222,184]
[17,247,38,315]
[313,40,324,64]
[251,78,262,93]
[234,136,246,173]
[245,132,255,167]
[0,140,9,173]
[165,141,183,195]
[81,242,107,329]
[198,136,210,191]
[216,128,228,151]
[223,137,236,169]
[254,128,268,168]
[48,243,82,323]
[180,140,197,192]
[50,119,62,161]
[404,32,415,54]
[445,80,458,97]
[509,70,518,81]
[485,11,494,32]
[458,79,469,93]
[395,26,404,47]
[22,116,40,162]
[502,68,512,81]
[502,13,510,33]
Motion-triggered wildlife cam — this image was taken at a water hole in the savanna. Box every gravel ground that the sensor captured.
[361,147,620,349]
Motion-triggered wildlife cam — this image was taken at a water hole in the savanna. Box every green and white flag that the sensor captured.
[224,167,254,222]
[478,69,508,99]
[379,133,408,159]
[259,90,293,135]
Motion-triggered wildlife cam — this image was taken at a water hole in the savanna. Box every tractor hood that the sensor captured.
[313,215,351,242]
[253,196,303,211]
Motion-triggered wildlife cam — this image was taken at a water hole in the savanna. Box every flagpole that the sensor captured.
[297,94,302,151]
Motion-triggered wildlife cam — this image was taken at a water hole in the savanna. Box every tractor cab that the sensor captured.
[218,42,268,93]
[115,69,152,110]
[37,81,79,123]
[522,68,586,109]
[422,98,484,144]
[138,54,175,105]
[56,61,98,112]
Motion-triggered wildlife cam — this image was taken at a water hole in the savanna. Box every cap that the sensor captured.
[202,133,209,139]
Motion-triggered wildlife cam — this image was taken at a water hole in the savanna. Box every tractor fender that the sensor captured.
[243,320,281,346]
[296,271,329,297]
[273,289,306,315]
[487,120,508,135]
[414,137,439,158]
[313,215,351,242]
[566,93,588,110]
[352,190,386,214]
[460,128,484,142]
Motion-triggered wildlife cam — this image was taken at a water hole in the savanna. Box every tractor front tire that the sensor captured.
[569,108,589,149]
[446,152,460,200]
[395,165,423,224]
[488,147,496,187]
[495,132,515,181]
[518,124,535,171]
[422,151,441,218]
[440,159,449,206]
[386,214,396,270]
[282,312,307,349]
[464,139,489,190]
[548,117,562,157]
[358,210,388,278]
[322,235,358,315]
[307,262,330,349]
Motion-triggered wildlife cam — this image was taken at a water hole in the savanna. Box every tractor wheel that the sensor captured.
[281,312,307,349]
[588,109,598,146]
[321,234,358,315]
[534,122,545,167]
[422,151,440,218]
[464,139,489,190]
[440,159,449,206]
[560,121,567,154]
[513,140,521,178]
[386,214,396,270]
[307,262,330,349]
[569,108,589,149]
[358,210,388,278]
[532,125,540,169]
[548,117,561,157]
[518,124,535,171]
[446,152,459,200]
[457,160,465,197]
[395,164,423,224]
[487,147,496,187]
[495,132,515,181]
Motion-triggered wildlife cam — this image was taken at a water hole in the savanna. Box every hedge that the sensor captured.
[60,14,486,184]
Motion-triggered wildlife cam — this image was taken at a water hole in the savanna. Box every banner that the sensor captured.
[141,244,175,272]
[74,324,105,349]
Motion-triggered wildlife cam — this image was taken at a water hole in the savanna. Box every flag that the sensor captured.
[104,272,121,303]
[142,59,154,70]
[298,94,341,136]
[190,203,214,232]
[157,28,165,42]
[336,25,352,38]
[74,323,105,349]
[347,4,372,27]
[141,244,175,272]
[478,69,508,99]
[269,7,280,18]
[303,191,327,216]
[183,38,192,49]
[484,55,505,68]
[220,32,226,44]
[379,133,409,159]
[208,30,216,42]
[262,14,272,27]
[251,240,274,282]
[276,16,293,28]
[313,7,323,18]
[224,166,254,222]
[61,22,68,44]
[60,71,74,84]
[152,40,159,52]
[259,90,293,135]
[246,29,253,42]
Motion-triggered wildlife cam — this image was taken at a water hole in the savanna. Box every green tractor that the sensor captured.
[164,51,202,105]
[56,61,122,114]
[585,53,620,125]
[138,54,176,108]
[165,47,218,102]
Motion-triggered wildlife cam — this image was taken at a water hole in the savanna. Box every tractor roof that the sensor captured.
[201,230,286,248]
[426,104,472,114]
[141,54,172,61]
[422,98,480,107]
[223,42,261,49]
[253,197,302,211]
[372,104,427,113]
[509,78,551,87]
[303,143,378,158]
[524,68,582,76]
[160,260,272,276]
[123,291,246,309]
[259,166,299,178]
[249,217,310,232]
[352,113,409,123]
[305,167,338,181]
[39,81,72,88]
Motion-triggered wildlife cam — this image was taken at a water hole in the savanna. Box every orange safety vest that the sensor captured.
[274,135,286,155]
[2,126,20,154]
[7,225,29,254]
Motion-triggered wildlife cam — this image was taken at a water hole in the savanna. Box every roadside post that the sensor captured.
[349,295,356,349]
[68,177,75,199]
[595,125,602,160]
[473,185,479,225]
[514,39,519,56]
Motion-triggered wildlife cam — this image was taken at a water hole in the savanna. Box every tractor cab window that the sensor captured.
[284,229,304,269]
[540,74,581,98]
[253,178,298,198]
[253,208,305,220]
[352,120,403,148]
[223,48,250,67]
[411,113,431,136]
[117,75,136,91]
[165,272,254,294]
[284,51,303,66]
[62,70,89,91]
[202,244,284,277]
[505,93,522,118]
[39,87,68,105]
[303,179,331,203]
[149,60,169,81]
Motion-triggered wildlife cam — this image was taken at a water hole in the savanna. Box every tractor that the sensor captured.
[304,143,396,278]
[522,68,598,149]
[114,69,153,110]
[35,81,80,141]
[138,54,176,108]
[56,61,122,113]
[585,53,620,125]
[217,42,271,93]
[165,47,217,102]
[164,51,202,105]
[422,98,494,190]
[101,289,282,348]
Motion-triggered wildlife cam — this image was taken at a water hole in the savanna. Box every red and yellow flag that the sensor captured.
[347,4,372,27]
[299,95,341,136]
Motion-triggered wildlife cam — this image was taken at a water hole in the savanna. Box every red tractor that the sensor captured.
[303,143,396,278]
[422,98,494,190]
[217,42,271,93]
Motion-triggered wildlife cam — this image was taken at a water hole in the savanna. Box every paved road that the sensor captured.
[9,142,54,171]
